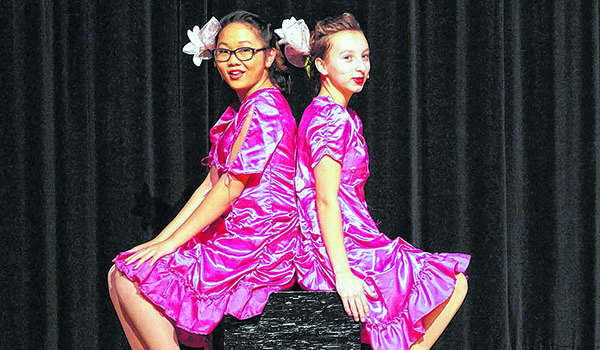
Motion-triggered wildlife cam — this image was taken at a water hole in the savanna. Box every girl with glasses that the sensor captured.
[108,10,298,349]
[293,13,470,350]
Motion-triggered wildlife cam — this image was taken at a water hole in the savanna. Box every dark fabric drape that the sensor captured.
[1,0,598,349]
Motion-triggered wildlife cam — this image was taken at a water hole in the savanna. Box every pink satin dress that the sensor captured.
[294,96,470,350]
[114,87,299,347]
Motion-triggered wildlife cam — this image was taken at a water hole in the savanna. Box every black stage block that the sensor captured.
[216,291,361,350]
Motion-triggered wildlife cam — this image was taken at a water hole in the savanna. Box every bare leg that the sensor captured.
[409,273,468,350]
[109,265,180,350]
[108,265,148,350]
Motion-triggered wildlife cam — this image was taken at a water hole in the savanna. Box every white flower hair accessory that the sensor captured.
[274,16,310,67]
[182,16,221,67]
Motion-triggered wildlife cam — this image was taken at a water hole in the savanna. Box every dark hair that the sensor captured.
[217,10,291,94]
[308,13,362,94]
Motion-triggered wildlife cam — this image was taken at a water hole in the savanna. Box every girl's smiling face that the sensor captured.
[215,22,276,101]
[316,30,370,106]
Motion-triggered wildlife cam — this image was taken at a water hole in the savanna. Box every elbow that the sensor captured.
[315,195,338,211]
[223,174,246,206]
[226,192,242,207]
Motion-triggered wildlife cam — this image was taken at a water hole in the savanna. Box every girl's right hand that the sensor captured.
[123,238,179,269]
[111,238,164,262]
[335,271,377,322]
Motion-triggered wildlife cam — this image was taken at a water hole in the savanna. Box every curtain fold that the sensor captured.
[594,2,600,348]
[1,0,598,349]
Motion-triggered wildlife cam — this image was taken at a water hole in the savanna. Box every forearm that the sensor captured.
[154,189,207,242]
[166,172,247,247]
[154,168,217,242]
[313,156,352,280]
[317,199,352,278]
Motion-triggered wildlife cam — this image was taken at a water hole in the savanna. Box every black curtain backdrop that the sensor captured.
[1,0,599,349]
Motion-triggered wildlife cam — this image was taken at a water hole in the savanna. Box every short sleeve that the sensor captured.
[227,101,283,176]
[306,104,352,169]
[206,106,236,167]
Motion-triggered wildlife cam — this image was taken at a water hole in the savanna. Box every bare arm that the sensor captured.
[314,156,352,278]
[314,156,375,322]
[125,167,218,254]
[165,171,249,247]
[124,170,248,267]
[154,167,219,242]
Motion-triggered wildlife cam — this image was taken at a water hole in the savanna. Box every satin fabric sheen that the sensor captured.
[114,87,299,347]
[294,96,471,350]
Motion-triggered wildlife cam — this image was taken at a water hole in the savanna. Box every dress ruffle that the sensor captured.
[365,251,470,349]
[114,242,295,347]
[295,241,469,350]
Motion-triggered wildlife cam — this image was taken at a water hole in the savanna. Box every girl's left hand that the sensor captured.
[124,239,179,269]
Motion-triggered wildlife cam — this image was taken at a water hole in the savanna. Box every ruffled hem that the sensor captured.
[365,252,470,350]
[295,238,470,350]
[114,251,295,348]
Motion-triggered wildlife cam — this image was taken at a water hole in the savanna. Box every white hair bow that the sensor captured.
[182,17,221,67]
[275,17,310,67]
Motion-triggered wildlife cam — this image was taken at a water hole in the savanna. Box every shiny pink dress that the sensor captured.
[114,87,299,347]
[295,96,470,350]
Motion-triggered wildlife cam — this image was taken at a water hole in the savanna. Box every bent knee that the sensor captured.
[111,266,138,297]
[454,273,468,297]
[108,264,117,277]
[107,265,123,287]
[107,265,117,289]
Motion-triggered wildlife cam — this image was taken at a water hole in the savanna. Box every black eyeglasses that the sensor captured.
[212,47,268,62]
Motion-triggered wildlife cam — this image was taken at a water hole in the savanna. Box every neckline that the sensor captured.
[231,86,278,111]
[315,95,349,110]
[242,86,278,103]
